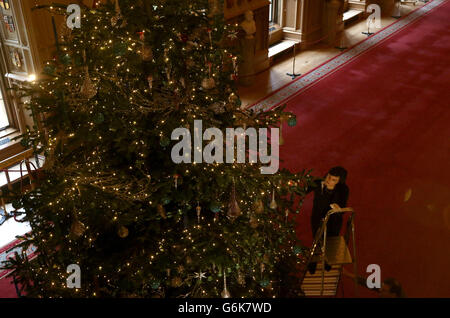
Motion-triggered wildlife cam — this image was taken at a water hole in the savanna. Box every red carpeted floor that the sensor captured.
[280,0,450,297]
[0,239,21,298]
[0,278,16,298]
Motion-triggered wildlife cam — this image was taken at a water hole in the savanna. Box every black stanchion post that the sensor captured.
[286,42,301,79]
[362,24,374,36]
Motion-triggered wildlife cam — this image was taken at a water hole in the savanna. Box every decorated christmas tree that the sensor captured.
[4,0,313,298]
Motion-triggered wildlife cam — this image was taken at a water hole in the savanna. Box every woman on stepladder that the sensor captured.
[306,166,349,274]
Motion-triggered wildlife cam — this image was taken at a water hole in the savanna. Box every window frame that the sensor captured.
[0,0,38,161]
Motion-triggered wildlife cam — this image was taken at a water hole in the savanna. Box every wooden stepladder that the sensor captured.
[300,207,358,297]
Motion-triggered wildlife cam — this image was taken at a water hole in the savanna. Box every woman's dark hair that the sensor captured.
[327,166,348,184]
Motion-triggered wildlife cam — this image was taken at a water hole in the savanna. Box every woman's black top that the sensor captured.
[307,178,349,221]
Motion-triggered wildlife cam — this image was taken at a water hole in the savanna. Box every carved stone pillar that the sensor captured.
[297,0,326,49]
[225,0,271,84]
[323,0,343,46]
[238,36,256,86]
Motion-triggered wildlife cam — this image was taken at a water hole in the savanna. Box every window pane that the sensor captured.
[0,92,10,129]
[269,1,273,22]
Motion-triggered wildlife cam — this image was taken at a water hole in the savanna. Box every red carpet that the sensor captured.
[0,238,36,297]
[0,239,21,298]
[281,0,450,297]
[0,278,16,298]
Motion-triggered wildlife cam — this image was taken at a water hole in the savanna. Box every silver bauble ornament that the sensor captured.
[227,183,241,221]
[210,102,226,114]
[221,271,231,298]
[80,68,97,99]
[269,191,277,210]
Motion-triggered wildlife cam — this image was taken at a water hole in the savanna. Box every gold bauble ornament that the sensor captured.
[201,77,216,90]
[196,205,201,223]
[228,93,238,104]
[147,75,154,90]
[285,209,290,223]
[208,0,221,17]
[70,219,86,237]
[269,191,278,210]
[142,45,153,61]
[118,225,129,238]
[171,277,183,288]
[59,20,72,41]
[111,0,126,27]
[111,14,120,26]
[210,102,226,114]
[237,271,245,286]
[249,215,258,229]
[254,199,264,214]
[80,68,97,99]
[157,204,167,219]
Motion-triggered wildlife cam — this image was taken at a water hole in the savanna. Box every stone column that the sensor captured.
[324,0,342,46]
[238,36,256,86]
